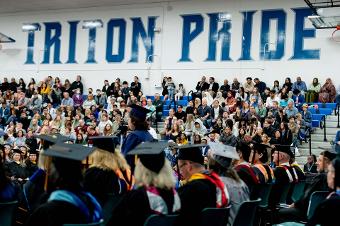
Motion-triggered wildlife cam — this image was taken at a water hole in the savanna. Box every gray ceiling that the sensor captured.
[0,0,172,14]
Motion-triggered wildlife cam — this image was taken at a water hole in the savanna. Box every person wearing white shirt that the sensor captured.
[266,90,281,108]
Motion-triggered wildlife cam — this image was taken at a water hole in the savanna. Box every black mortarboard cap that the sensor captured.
[274,144,294,158]
[129,104,151,121]
[42,143,95,161]
[177,144,206,165]
[12,148,23,154]
[90,136,119,153]
[252,142,272,155]
[128,141,167,173]
[35,134,73,149]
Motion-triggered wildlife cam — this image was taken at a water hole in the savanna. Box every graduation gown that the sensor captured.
[7,161,28,180]
[107,187,177,226]
[26,200,90,226]
[26,191,101,226]
[269,164,297,208]
[84,167,125,205]
[307,192,340,226]
[177,179,217,226]
[121,130,154,169]
[234,163,259,192]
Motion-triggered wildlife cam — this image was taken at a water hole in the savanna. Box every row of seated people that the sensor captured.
[1,134,338,226]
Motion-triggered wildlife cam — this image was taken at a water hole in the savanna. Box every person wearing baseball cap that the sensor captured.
[177,144,229,226]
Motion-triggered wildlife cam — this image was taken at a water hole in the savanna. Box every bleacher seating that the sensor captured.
[308,108,333,115]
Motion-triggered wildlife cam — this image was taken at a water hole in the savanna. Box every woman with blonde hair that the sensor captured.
[84,136,133,205]
[108,142,180,226]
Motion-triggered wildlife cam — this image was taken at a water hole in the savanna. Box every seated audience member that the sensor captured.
[305,78,321,103]
[231,78,241,92]
[219,79,230,98]
[82,94,96,109]
[319,78,336,103]
[210,99,223,125]
[285,100,298,119]
[208,143,249,225]
[193,76,209,100]
[292,77,307,95]
[266,90,280,108]
[198,98,212,128]
[60,92,74,107]
[243,77,254,95]
[207,76,219,97]
[307,157,340,226]
[226,90,237,113]
[272,80,280,94]
[234,141,259,193]
[71,75,84,94]
[219,125,237,147]
[108,142,180,226]
[192,119,207,138]
[254,78,266,94]
[72,88,83,108]
[175,83,186,101]
[177,144,229,226]
[301,103,312,128]
[94,89,107,107]
[303,154,318,174]
[152,93,164,122]
[26,143,102,226]
[292,89,305,109]
[175,105,187,122]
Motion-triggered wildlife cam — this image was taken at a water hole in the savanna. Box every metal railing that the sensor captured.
[337,104,340,128]
[323,115,327,142]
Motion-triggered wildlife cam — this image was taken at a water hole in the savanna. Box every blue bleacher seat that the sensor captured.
[325,103,337,110]
[309,108,332,115]
[312,114,325,121]
[163,110,169,116]
[312,120,320,128]
[160,96,164,100]
[146,96,155,101]
[177,100,188,106]
[319,108,332,115]
[183,96,189,101]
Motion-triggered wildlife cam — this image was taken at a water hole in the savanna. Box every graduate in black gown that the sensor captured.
[121,104,154,170]
[107,142,181,226]
[177,144,229,226]
[26,142,103,226]
[0,154,18,202]
[7,148,28,184]
[269,145,297,209]
[84,136,133,206]
[250,143,274,184]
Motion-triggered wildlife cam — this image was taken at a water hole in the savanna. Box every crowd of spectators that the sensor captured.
[1,73,340,226]
[159,76,339,153]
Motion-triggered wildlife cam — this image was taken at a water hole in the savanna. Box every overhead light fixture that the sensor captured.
[22,23,41,31]
[217,12,232,22]
[82,20,103,29]
[0,32,15,43]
